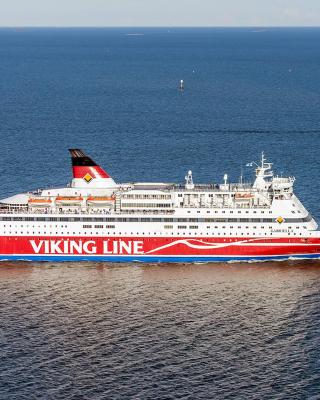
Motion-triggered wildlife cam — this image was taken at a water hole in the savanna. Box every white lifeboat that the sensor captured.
[87,196,115,205]
[235,193,254,200]
[28,198,52,206]
[55,196,83,205]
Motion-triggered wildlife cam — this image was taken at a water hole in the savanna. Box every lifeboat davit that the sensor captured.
[55,196,83,205]
[87,196,115,205]
[28,198,52,206]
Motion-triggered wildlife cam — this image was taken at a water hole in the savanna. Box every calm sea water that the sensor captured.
[0,28,320,399]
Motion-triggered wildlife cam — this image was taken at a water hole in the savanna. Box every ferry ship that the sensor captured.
[0,149,319,262]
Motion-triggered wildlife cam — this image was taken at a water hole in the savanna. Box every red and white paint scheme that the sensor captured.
[0,150,319,262]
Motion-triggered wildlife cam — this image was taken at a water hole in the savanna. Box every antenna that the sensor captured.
[223,174,228,185]
[185,170,194,189]
[240,162,243,185]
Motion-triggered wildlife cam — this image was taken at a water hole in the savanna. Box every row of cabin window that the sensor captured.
[122,194,171,200]
[2,231,307,237]
[186,210,301,214]
[0,215,311,223]
[121,203,172,208]
[1,224,308,230]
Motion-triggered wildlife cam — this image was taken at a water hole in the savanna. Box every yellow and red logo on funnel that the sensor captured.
[83,173,93,183]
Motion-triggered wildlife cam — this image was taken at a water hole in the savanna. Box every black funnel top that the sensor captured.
[69,149,98,167]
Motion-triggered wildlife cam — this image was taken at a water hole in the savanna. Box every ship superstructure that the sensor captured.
[0,149,319,262]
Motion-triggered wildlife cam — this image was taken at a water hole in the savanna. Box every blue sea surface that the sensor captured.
[0,27,320,399]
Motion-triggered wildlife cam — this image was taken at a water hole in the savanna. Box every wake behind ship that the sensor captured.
[0,149,319,262]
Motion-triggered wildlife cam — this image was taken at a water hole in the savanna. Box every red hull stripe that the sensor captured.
[0,236,319,258]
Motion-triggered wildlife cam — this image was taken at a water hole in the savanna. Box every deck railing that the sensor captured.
[0,202,271,216]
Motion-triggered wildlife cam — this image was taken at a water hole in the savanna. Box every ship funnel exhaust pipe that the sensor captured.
[68,149,116,188]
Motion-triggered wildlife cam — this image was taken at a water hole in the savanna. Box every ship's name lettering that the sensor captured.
[30,240,144,255]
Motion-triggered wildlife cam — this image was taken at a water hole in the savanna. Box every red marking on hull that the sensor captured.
[0,236,319,257]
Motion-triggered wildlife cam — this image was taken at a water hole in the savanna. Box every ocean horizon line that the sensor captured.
[0,25,319,29]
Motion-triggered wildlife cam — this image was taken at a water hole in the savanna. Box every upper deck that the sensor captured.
[0,151,298,217]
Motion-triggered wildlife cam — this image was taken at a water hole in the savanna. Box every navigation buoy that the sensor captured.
[179,79,184,91]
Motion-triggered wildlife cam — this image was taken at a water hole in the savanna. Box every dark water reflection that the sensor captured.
[1,261,320,399]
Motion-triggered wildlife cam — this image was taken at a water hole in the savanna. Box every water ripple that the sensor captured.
[1,262,320,399]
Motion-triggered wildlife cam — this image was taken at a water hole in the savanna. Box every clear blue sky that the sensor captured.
[0,0,319,27]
